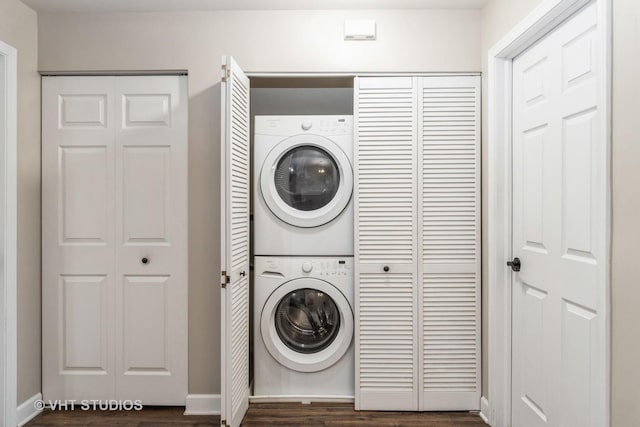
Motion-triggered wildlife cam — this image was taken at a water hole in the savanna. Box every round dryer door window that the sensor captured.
[261,278,353,373]
[274,146,340,212]
[260,134,353,228]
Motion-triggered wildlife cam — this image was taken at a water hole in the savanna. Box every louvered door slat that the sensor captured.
[419,76,481,411]
[355,77,418,411]
[220,56,250,427]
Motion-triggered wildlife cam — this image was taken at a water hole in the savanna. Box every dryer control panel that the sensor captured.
[254,115,353,137]
[255,256,353,280]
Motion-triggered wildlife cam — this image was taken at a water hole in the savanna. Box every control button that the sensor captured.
[302,262,313,273]
[301,120,312,131]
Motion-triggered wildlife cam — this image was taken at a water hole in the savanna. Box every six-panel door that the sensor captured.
[511,3,606,426]
[42,76,188,404]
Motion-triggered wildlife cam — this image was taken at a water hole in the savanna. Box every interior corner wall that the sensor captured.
[481,1,640,426]
[611,0,640,425]
[36,8,481,395]
[0,0,41,406]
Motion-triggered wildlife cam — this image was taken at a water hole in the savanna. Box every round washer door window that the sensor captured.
[260,134,353,228]
[274,288,341,354]
[261,278,353,373]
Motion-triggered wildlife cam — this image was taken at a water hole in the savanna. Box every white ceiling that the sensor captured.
[22,0,488,13]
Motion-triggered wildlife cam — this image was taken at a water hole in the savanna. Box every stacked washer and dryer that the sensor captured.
[253,116,355,401]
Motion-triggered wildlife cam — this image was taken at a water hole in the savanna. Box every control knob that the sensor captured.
[301,262,313,273]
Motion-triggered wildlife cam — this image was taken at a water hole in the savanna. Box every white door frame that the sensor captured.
[486,0,611,425]
[0,40,18,427]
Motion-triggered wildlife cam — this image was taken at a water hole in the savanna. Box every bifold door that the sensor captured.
[354,76,420,411]
[354,75,481,411]
[220,56,251,427]
[42,75,188,404]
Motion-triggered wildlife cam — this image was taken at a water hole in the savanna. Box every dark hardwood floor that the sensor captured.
[26,403,488,427]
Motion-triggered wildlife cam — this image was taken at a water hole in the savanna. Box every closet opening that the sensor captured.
[248,76,355,400]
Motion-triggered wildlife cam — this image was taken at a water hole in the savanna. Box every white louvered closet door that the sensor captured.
[419,76,481,410]
[220,56,250,427]
[355,75,480,412]
[354,77,419,411]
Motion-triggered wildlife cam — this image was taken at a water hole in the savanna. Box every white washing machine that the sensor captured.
[253,115,353,256]
[253,256,354,401]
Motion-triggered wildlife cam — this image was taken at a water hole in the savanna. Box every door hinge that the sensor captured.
[221,64,230,82]
[221,270,230,289]
[221,420,228,427]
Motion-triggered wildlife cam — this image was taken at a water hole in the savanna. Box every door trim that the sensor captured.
[487,0,611,425]
[0,40,18,427]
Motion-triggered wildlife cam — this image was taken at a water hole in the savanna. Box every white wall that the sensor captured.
[481,1,640,425]
[37,8,482,395]
[0,0,40,405]
[611,1,640,425]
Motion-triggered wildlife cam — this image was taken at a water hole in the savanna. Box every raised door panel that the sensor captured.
[59,146,109,245]
[114,76,188,404]
[42,76,116,400]
[419,76,481,410]
[122,276,170,373]
[60,275,109,373]
[355,76,418,411]
[122,146,170,244]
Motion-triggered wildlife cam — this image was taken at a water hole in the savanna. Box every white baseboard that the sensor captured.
[479,396,490,425]
[17,393,43,427]
[184,394,221,415]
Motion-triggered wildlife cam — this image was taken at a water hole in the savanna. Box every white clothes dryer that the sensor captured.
[254,116,353,256]
[253,256,354,401]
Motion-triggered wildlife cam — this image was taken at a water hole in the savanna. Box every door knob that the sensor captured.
[383,266,390,272]
[142,257,149,264]
[507,257,521,272]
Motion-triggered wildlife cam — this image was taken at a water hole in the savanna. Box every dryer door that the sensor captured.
[260,134,353,228]
[260,278,353,373]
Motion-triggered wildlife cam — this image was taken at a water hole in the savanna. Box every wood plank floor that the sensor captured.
[26,403,488,426]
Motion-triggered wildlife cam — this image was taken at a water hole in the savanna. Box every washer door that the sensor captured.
[260,134,353,228]
[260,278,353,373]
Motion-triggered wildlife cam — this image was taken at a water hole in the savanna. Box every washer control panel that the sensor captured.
[256,257,353,280]
[302,259,352,277]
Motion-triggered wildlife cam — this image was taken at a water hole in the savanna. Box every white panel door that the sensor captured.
[419,76,481,410]
[114,76,188,404]
[43,76,116,400]
[220,56,250,427]
[354,76,419,411]
[512,3,606,426]
[42,76,188,404]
